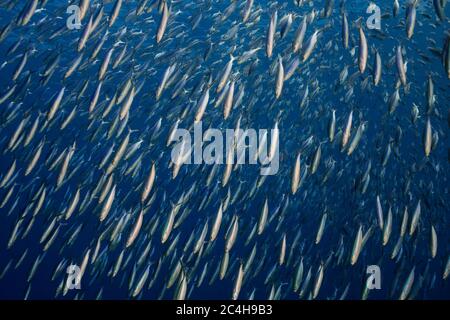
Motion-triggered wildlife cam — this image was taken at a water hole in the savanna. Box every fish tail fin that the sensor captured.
[355,17,363,29]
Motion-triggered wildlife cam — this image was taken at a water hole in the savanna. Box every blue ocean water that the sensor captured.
[0,0,449,300]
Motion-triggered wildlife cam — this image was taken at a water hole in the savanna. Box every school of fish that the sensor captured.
[0,0,449,300]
